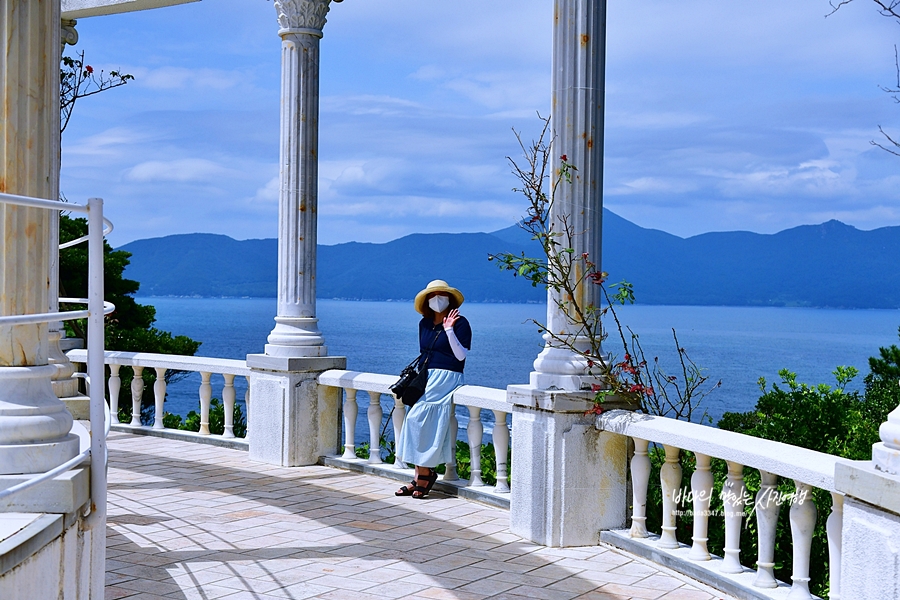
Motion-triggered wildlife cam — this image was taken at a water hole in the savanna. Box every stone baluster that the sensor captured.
[630,438,651,538]
[788,481,816,599]
[198,371,212,435]
[152,367,166,430]
[341,388,358,459]
[243,376,250,439]
[366,391,382,464]
[689,452,713,560]
[827,492,843,600]
[109,364,121,424]
[754,470,780,588]
[223,373,236,438]
[492,410,510,493]
[659,445,682,549]
[721,461,746,573]
[466,406,484,487]
[391,399,405,461]
[130,366,144,426]
[444,407,459,481]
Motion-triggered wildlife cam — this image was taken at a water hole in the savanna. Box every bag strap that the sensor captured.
[417,328,441,369]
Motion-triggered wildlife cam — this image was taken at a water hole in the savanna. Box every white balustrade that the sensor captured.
[341,389,358,459]
[599,410,843,597]
[721,460,746,573]
[222,373,236,438]
[198,371,212,435]
[153,367,166,430]
[827,492,843,600]
[688,452,713,560]
[630,438,651,538]
[366,390,383,464]
[467,406,484,487]
[130,365,144,426]
[391,400,406,464]
[67,349,251,443]
[444,409,459,481]
[109,364,121,424]
[789,481,816,599]
[754,470,779,588]
[491,408,510,494]
[318,372,512,496]
[659,444,682,549]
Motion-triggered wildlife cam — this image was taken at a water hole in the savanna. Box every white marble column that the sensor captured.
[49,18,84,407]
[0,0,80,474]
[248,0,346,467]
[531,0,607,391]
[265,0,336,359]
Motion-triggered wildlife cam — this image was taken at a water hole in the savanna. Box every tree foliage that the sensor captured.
[60,215,201,424]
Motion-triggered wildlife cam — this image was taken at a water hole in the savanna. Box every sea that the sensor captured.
[139,297,900,441]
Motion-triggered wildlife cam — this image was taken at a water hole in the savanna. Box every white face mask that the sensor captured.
[428,295,450,313]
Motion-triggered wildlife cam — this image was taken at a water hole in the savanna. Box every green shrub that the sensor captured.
[163,398,247,438]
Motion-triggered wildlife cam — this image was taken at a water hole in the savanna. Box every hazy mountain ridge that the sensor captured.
[120,210,900,309]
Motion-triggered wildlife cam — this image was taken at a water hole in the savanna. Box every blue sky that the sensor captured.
[60,0,900,247]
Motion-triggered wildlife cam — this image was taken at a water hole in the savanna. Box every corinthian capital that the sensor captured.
[274,0,337,37]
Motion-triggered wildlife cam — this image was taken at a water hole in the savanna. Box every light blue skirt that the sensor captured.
[395,368,464,468]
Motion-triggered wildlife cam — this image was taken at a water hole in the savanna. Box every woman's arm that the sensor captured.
[443,309,468,361]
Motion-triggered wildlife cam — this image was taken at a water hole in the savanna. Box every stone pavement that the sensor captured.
[105,431,734,600]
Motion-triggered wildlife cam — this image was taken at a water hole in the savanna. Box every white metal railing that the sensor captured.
[599,409,843,600]
[67,349,251,439]
[317,369,511,494]
[0,193,111,594]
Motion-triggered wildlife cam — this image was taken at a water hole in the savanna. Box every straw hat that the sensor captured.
[414,279,465,315]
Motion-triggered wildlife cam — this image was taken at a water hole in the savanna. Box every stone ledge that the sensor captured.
[0,468,89,514]
[319,455,510,510]
[110,425,249,451]
[835,459,900,516]
[0,513,62,577]
[247,353,346,373]
[600,530,806,600]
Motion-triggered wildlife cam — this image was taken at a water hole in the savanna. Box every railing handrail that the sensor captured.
[0,194,108,549]
[318,369,508,412]
[67,349,251,377]
[598,409,842,492]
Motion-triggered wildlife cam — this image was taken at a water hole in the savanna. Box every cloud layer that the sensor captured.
[59,0,900,246]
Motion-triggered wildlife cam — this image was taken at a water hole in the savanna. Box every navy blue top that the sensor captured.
[419,315,472,373]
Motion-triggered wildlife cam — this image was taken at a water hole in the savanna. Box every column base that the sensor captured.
[835,460,900,600]
[265,317,327,357]
[531,344,604,392]
[507,384,629,547]
[247,354,346,467]
[0,435,81,476]
[0,366,77,475]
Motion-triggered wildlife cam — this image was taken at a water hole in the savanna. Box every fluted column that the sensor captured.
[265,0,335,358]
[531,0,607,390]
[0,0,79,474]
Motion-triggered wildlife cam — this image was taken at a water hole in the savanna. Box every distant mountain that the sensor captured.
[120,210,900,309]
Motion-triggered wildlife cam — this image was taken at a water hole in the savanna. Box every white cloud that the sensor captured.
[130,66,243,91]
[126,159,230,183]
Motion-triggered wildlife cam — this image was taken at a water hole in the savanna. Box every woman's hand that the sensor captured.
[443,308,460,330]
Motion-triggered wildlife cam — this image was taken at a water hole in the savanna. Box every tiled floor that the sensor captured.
[105,432,734,600]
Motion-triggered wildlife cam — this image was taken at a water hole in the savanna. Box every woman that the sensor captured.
[395,279,472,499]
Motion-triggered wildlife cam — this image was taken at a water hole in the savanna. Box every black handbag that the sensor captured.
[390,330,440,407]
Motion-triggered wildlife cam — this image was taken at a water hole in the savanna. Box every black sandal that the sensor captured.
[395,480,417,497]
[412,469,438,500]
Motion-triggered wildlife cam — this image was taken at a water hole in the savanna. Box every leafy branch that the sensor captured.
[490,115,719,420]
